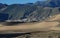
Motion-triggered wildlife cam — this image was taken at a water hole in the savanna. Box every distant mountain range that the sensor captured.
[0,0,60,22]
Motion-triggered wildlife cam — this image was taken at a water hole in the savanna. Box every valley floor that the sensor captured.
[0,20,59,38]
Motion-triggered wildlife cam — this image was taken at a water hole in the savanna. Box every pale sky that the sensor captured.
[0,0,47,4]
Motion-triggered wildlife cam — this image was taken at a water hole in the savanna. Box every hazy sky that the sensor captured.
[0,0,46,4]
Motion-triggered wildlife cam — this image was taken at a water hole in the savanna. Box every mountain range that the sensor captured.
[0,0,60,22]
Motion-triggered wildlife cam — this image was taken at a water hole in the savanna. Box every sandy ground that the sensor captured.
[47,14,60,21]
[0,21,59,33]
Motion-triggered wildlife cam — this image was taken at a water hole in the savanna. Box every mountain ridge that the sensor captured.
[0,0,60,22]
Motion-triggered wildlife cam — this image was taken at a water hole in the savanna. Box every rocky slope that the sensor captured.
[0,0,60,22]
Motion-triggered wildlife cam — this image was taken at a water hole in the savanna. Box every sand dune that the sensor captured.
[0,21,59,33]
[47,14,60,21]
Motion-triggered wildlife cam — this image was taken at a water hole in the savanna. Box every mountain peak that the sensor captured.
[46,0,60,7]
[34,1,46,6]
[0,3,8,9]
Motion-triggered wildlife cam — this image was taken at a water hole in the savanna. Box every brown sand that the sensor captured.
[0,21,59,32]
